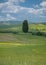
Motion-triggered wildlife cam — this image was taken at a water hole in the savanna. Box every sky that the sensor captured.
[0,0,46,22]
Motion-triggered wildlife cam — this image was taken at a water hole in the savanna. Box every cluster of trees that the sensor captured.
[22,20,46,37]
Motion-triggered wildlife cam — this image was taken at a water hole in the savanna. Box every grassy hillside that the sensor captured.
[0,23,46,32]
[29,24,46,32]
[0,23,46,43]
[0,23,46,65]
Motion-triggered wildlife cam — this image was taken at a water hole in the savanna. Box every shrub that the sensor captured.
[32,31,46,37]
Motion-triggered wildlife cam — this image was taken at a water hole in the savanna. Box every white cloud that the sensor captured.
[8,0,25,5]
[2,5,20,13]
[0,14,16,21]
[28,8,37,14]
[0,0,26,13]
[6,14,16,20]
[40,1,46,7]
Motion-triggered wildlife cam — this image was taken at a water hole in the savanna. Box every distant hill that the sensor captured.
[0,21,46,25]
[41,22,46,25]
[0,21,22,25]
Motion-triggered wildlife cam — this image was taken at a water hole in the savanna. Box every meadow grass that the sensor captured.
[0,33,46,65]
[0,33,46,44]
[0,43,46,65]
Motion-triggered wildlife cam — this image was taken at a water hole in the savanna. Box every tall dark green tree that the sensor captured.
[22,20,28,33]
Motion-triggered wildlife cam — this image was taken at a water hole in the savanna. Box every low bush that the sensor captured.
[32,31,46,37]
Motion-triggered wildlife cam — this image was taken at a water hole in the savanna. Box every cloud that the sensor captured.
[0,0,26,13]
[0,0,46,15]
[8,0,25,5]
[6,14,16,20]
[1,5,20,13]
[0,0,46,22]
[8,0,25,3]
[0,14,16,21]
[28,1,46,17]
[40,1,46,7]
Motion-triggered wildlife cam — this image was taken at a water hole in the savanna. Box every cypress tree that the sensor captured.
[22,20,28,33]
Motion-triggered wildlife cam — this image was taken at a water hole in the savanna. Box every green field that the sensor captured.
[0,44,46,65]
[0,23,46,65]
